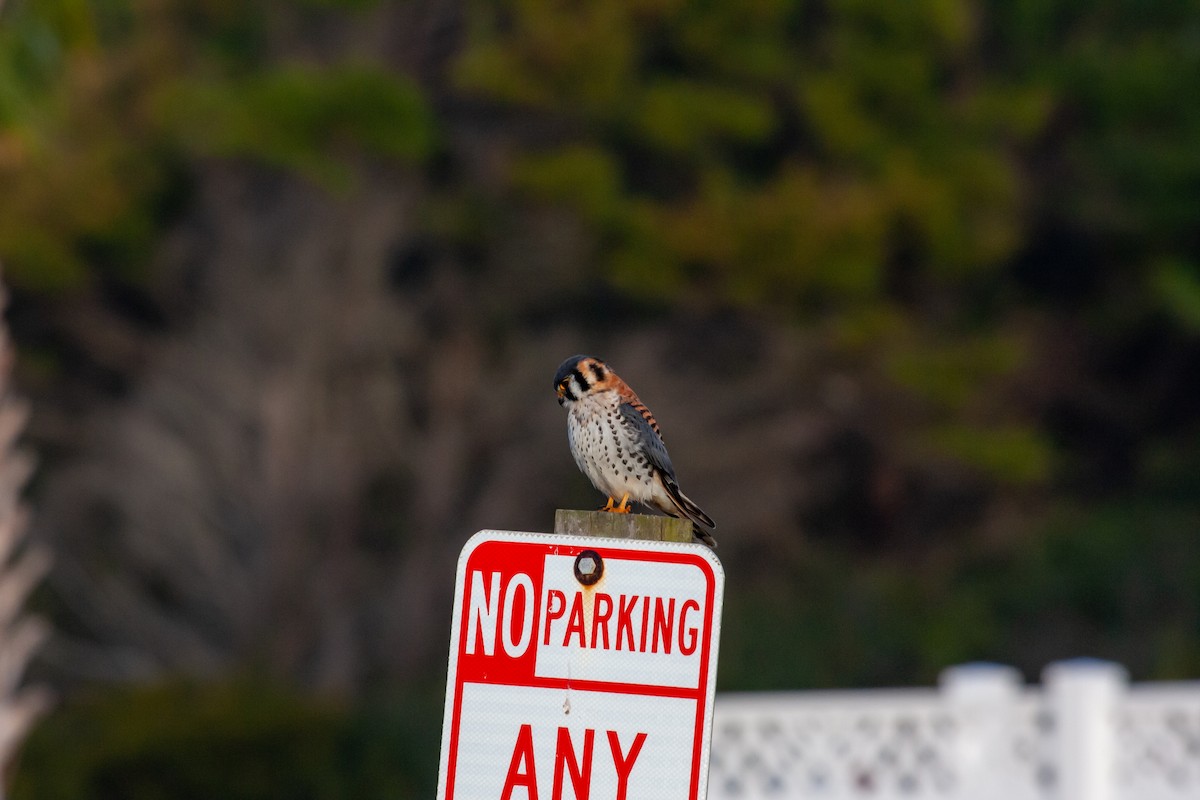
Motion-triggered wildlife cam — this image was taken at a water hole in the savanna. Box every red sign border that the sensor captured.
[436,530,725,800]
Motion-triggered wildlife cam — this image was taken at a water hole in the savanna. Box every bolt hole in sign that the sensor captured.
[436,530,725,800]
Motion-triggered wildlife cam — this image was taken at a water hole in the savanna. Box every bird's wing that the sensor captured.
[619,400,716,531]
[618,400,676,480]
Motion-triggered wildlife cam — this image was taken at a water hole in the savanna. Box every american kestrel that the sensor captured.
[554,355,717,548]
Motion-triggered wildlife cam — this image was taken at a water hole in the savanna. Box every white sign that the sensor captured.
[436,530,725,800]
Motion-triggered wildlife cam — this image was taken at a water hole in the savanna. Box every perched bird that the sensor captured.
[553,355,717,547]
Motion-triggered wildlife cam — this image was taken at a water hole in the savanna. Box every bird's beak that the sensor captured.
[556,385,566,402]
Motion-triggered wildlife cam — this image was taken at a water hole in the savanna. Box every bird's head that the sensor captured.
[553,355,615,407]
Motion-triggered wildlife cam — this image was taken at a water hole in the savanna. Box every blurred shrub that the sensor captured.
[985,445,1200,679]
[12,680,441,800]
[718,441,1200,689]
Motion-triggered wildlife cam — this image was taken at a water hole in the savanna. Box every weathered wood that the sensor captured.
[554,509,693,542]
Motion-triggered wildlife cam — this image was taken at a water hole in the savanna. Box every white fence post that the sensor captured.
[941,663,1023,800]
[1045,659,1127,800]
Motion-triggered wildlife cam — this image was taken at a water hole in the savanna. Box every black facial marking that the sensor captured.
[589,361,607,382]
[553,355,594,388]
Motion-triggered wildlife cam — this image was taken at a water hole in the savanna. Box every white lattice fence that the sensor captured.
[708,690,961,799]
[709,661,1200,800]
[1116,685,1200,798]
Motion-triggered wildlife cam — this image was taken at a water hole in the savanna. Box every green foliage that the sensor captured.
[986,453,1200,678]
[292,0,383,9]
[13,681,340,800]
[1153,259,1200,332]
[0,1,435,292]
[454,0,1068,480]
[460,0,1039,293]
[448,0,1200,487]
[12,680,441,800]
[886,335,1025,411]
[511,146,622,224]
[163,65,435,188]
[0,0,155,291]
[455,0,637,115]
[1037,6,1200,240]
[631,79,775,156]
[921,424,1053,485]
[0,229,87,292]
[7,1,1193,503]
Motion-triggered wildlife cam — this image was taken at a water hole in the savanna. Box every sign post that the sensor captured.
[436,529,725,800]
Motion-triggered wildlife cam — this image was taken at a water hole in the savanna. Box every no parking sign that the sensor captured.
[436,530,725,800]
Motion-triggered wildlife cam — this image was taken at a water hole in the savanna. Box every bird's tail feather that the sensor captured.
[660,476,717,548]
[691,524,718,549]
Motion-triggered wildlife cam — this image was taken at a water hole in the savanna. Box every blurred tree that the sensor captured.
[455,0,1060,489]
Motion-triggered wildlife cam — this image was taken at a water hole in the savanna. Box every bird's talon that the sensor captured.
[598,494,633,513]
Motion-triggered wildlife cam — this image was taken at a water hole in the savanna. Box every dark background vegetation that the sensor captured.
[3,0,1200,796]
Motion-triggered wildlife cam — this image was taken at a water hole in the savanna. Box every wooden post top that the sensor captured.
[554,509,693,543]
